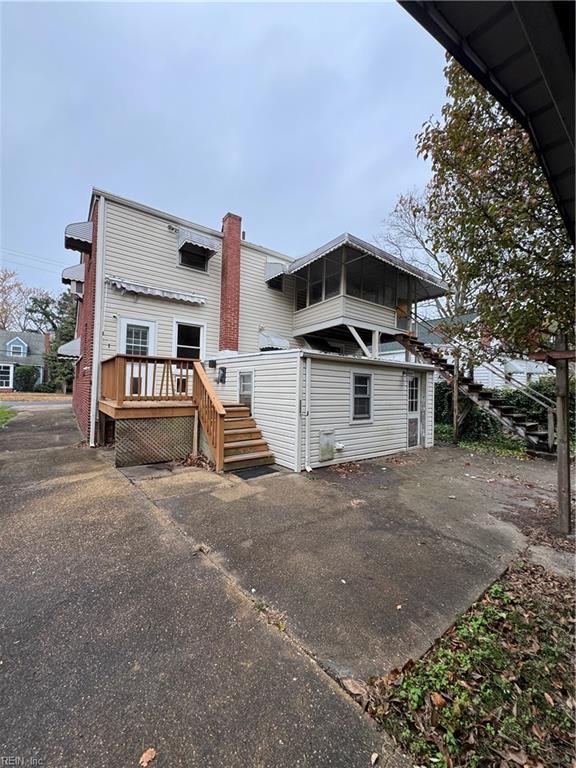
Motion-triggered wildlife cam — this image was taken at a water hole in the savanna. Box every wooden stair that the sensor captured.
[221,404,275,471]
[395,335,556,455]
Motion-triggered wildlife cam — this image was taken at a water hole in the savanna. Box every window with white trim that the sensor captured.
[176,323,201,359]
[408,376,419,413]
[125,325,149,356]
[352,373,372,421]
[9,345,23,357]
[0,365,11,388]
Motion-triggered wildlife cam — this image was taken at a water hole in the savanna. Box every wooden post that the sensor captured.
[555,335,572,534]
[452,351,459,442]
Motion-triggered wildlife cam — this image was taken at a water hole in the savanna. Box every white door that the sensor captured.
[407,374,420,448]
[238,371,254,413]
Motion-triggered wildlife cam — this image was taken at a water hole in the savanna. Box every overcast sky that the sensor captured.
[1,1,446,293]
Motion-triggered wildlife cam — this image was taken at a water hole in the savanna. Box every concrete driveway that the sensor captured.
[0,409,400,767]
[136,450,556,681]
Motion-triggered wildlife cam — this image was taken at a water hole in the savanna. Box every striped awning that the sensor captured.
[105,275,207,305]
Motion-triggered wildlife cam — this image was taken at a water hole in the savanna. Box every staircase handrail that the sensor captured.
[192,361,226,471]
[410,312,556,412]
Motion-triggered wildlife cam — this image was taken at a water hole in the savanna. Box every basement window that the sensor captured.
[179,243,210,272]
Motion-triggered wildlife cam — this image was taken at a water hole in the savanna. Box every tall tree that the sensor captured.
[416,55,574,533]
[27,292,77,391]
[0,268,47,330]
[415,55,574,357]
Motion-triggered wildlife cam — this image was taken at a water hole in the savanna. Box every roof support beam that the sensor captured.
[347,325,372,358]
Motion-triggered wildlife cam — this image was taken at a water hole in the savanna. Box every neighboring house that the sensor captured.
[380,316,552,388]
[59,188,446,470]
[0,331,48,391]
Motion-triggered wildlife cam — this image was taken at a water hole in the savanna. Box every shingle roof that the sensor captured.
[0,330,46,367]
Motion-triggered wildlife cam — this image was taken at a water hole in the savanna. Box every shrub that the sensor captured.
[13,365,39,392]
[34,382,56,393]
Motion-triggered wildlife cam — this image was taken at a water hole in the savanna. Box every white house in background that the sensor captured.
[379,316,552,389]
[0,330,47,391]
[59,188,446,471]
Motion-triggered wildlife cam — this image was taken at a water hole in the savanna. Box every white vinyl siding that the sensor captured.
[425,371,434,448]
[293,295,397,335]
[301,357,433,469]
[101,200,223,359]
[238,246,297,353]
[213,351,300,470]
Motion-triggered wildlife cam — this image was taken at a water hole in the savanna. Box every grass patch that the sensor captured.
[366,561,575,767]
[435,424,526,457]
[0,404,14,428]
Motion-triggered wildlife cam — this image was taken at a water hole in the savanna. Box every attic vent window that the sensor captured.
[179,243,210,272]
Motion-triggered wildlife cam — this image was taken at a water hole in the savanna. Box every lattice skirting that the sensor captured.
[115,416,194,467]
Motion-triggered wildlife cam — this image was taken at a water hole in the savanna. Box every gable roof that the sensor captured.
[0,330,46,366]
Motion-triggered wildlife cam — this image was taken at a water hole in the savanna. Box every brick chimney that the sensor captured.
[219,212,242,351]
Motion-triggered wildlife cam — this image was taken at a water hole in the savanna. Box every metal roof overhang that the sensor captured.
[65,221,93,252]
[177,228,219,254]
[105,275,207,305]
[399,0,575,240]
[62,263,85,285]
[57,337,81,358]
[268,232,447,300]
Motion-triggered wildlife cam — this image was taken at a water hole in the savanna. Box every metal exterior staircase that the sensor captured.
[221,404,275,471]
[395,334,556,456]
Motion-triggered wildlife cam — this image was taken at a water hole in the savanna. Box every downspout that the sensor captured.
[304,355,312,471]
[89,195,106,447]
[294,352,303,471]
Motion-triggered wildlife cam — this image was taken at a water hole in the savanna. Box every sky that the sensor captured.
[1,1,447,293]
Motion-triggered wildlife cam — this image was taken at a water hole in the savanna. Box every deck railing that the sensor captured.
[192,361,226,472]
[100,354,196,405]
[99,354,226,471]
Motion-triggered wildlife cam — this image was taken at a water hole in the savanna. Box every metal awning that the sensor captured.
[65,221,93,252]
[62,263,85,285]
[399,1,575,239]
[267,232,447,299]
[105,275,207,305]
[177,228,219,253]
[259,330,291,350]
[57,337,81,358]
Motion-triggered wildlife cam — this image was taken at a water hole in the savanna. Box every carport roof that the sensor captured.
[399,1,575,240]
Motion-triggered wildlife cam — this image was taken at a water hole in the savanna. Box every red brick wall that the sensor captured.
[72,199,98,440]
[219,212,242,351]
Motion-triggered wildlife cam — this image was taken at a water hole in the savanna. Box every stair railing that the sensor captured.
[409,312,556,412]
[192,361,226,472]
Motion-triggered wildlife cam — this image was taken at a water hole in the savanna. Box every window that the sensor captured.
[408,376,419,413]
[179,244,209,272]
[125,325,149,356]
[119,318,155,357]
[0,365,11,388]
[176,323,201,359]
[352,373,372,421]
[9,345,23,356]
[345,253,397,306]
[294,252,343,310]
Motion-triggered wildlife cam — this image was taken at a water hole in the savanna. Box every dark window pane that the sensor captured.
[178,325,201,347]
[309,281,323,305]
[346,258,363,299]
[177,346,200,359]
[325,251,341,276]
[354,397,370,418]
[325,273,340,299]
[179,245,208,271]
[309,260,323,282]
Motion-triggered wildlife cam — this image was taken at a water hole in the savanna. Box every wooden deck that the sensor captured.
[98,398,197,420]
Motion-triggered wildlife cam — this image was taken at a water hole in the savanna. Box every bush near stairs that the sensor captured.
[434,376,575,443]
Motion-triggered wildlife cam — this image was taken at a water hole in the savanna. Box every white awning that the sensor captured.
[177,228,219,253]
[259,330,291,350]
[105,275,207,305]
[62,263,85,284]
[58,337,81,358]
[65,221,93,251]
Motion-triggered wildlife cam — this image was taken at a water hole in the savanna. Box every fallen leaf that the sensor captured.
[139,748,157,767]
[341,678,368,699]
[544,692,555,706]
[431,692,447,707]
[370,753,379,765]
[531,723,545,740]
[396,604,402,610]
